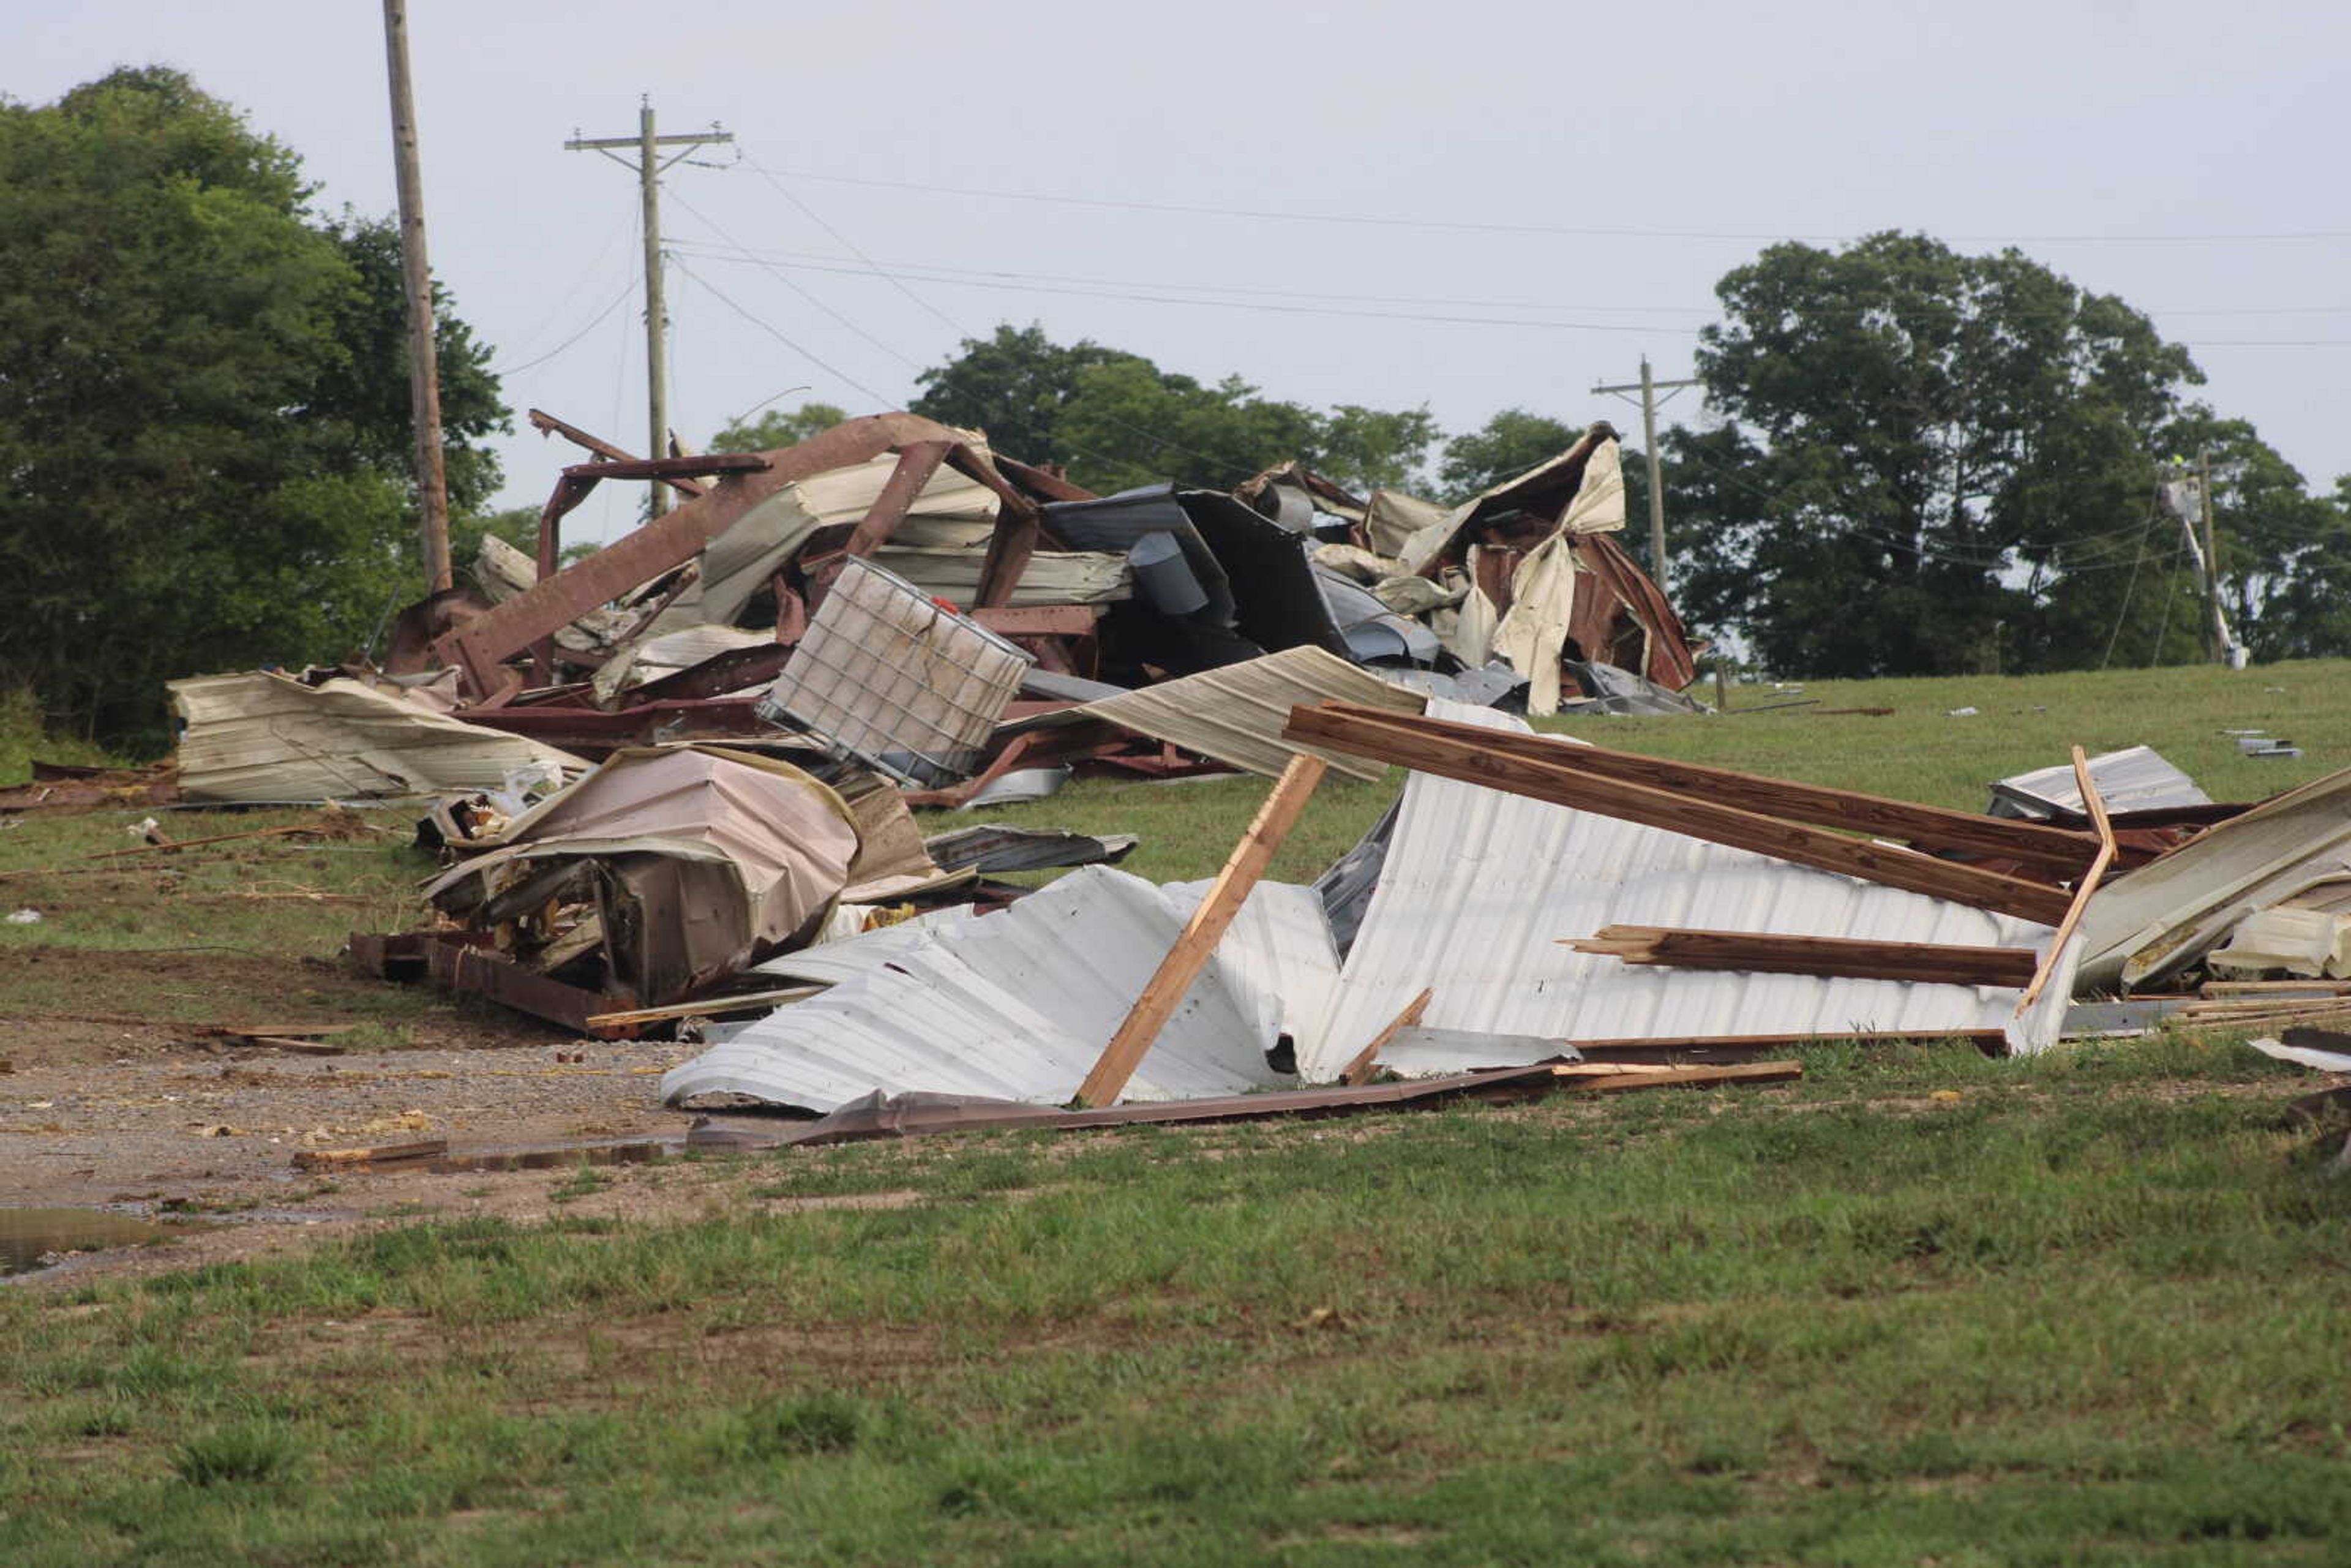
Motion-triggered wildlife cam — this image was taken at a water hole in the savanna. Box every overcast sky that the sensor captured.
[15,1,2348,546]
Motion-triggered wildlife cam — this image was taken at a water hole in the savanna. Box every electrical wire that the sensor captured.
[666,189,928,371]
[489,276,639,377]
[667,250,897,406]
[2099,506,2162,670]
[742,152,969,336]
[749,166,2351,246]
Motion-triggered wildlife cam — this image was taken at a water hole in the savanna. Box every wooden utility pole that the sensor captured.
[1592,358,1699,594]
[566,102,731,518]
[380,0,451,592]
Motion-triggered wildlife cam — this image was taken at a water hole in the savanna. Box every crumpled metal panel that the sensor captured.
[661,866,1291,1112]
[169,671,587,803]
[1990,745,2211,820]
[1166,878,1341,1065]
[1306,702,2061,1079]
[1065,645,1427,781]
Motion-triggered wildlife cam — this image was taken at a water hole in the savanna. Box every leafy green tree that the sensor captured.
[1312,403,1439,495]
[909,323,1127,465]
[1437,410,1580,501]
[1056,359,1325,493]
[0,67,508,741]
[708,400,847,454]
[1671,232,2210,677]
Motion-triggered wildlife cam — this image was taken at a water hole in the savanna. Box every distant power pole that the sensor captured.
[566,102,731,517]
[1592,357,1700,594]
[380,0,451,592]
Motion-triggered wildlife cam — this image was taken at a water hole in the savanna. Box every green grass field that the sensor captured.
[2,659,2348,1564]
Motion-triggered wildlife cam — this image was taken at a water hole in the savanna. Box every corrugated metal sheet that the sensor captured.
[1166,879,1341,1063]
[1990,745,2211,820]
[2079,764,2351,988]
[1062,646,1427,781]
[169,672,587,803]
[869,546,1131,606]
[1305,702,2062,1079]
[661,866,1291,1112]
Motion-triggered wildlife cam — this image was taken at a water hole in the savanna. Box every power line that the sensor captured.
[489,276,639,377]
[667,249,896,407]
[756,165,2351,246]
[666,188,928,371]
[741,151,968,337]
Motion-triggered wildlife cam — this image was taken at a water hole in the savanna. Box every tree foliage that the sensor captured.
[1659,232,2289,676]
[1437,409,1581,502]
[708,400,848,454]
[910,323,1438,496]
[0,67,508,740]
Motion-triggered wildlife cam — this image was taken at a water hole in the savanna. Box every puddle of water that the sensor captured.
[0,1208,167,1278]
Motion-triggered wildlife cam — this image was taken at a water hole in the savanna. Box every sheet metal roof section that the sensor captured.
[1990,745,2212,820]
[2077,763,2351,989]
[1305,702,2060,1080]
[1166,879,1343,1065]
[662,866,1291,1112]
[169,672,588,804]
[1059,645,1427,781]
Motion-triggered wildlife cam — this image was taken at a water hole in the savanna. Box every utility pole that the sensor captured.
[566,102,731,517]
[1592,357,1700,594]
[2197,447,2230,666]
[380,0,451,591]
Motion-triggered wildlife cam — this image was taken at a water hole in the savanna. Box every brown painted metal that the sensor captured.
[842,441,950,559]
[1567,925,2042,988]
[455,696,768,755]
[527,408,707,497]
[1285,703,2075,926]
[992,453,1098,503]
[1314,700,2102,876]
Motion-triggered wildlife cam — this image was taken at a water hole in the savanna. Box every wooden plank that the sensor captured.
[291,1139,448,1171]
[582,986,822,1037]
[1283,704,2074,926]
[1074,754,1328,1107]
[1340,987,1433,1086]
[2014,746,2118,1013]
[1551,1059,1802,1094]
[1314,701,2101,874]
[1571,1029,2004,1059]
[1565,925,2041,988]
[238,1036,349,1057]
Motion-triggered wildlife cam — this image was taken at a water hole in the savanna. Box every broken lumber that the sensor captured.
[1311,701,2104,874]
[1551,1059,1802,1094]
[291,1138,448,1171]
[1340,987,1433,1085]
[582,986,822,1038]
[1565,925,2041,988]
[2014,746,2117,1013]
[1075,753,1327,1107]
[1282,703,2074,926]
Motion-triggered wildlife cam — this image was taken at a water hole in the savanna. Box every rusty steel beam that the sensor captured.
[527,408,707,497]
[842,441,951,559]
[432,413,1024,696]
[969,605,1101,637]
[620,642,796,707]
[558,453,771,483]
[992,453,1098,503]
[425,940,620,1033]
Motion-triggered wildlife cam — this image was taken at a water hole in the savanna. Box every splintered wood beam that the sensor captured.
[1340,987,1433,1085]
[1553,1060,1802,1094]
[1312,701,2102,875]
[1565,925,2042,988]
[1075,754,1327,1107]
[2014,745,2118,1014]
[1283,704,2074,926]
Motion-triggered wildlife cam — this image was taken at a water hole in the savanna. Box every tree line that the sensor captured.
[5,69,2345,744]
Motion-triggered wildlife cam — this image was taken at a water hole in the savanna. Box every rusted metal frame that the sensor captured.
[621,642,797,707]
[1315,701,2101,877]
[1285,703,2074,926]
[424,941,622,1033]
[991,452,1098,503]
[433,413,991,694]
[935,443,1060,610]
[557,453,771,483]
[454,696,766,755]
[842,440,952,560]
[532,470,602,686]
[969,606,1101,637]
[527,408,707,498]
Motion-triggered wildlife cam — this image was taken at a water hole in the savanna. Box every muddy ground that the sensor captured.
[1,944,744,1283]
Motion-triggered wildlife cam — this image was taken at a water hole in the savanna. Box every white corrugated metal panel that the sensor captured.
[1166,879,1342,1063]
[661,867,1290,1112]
[168,672,587,803]
[1069,646,1427,781]
[2079,765,2351,989]
[1992,745,2211,819]
[1305,702,2058,1079]
[870,547,1133,606]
